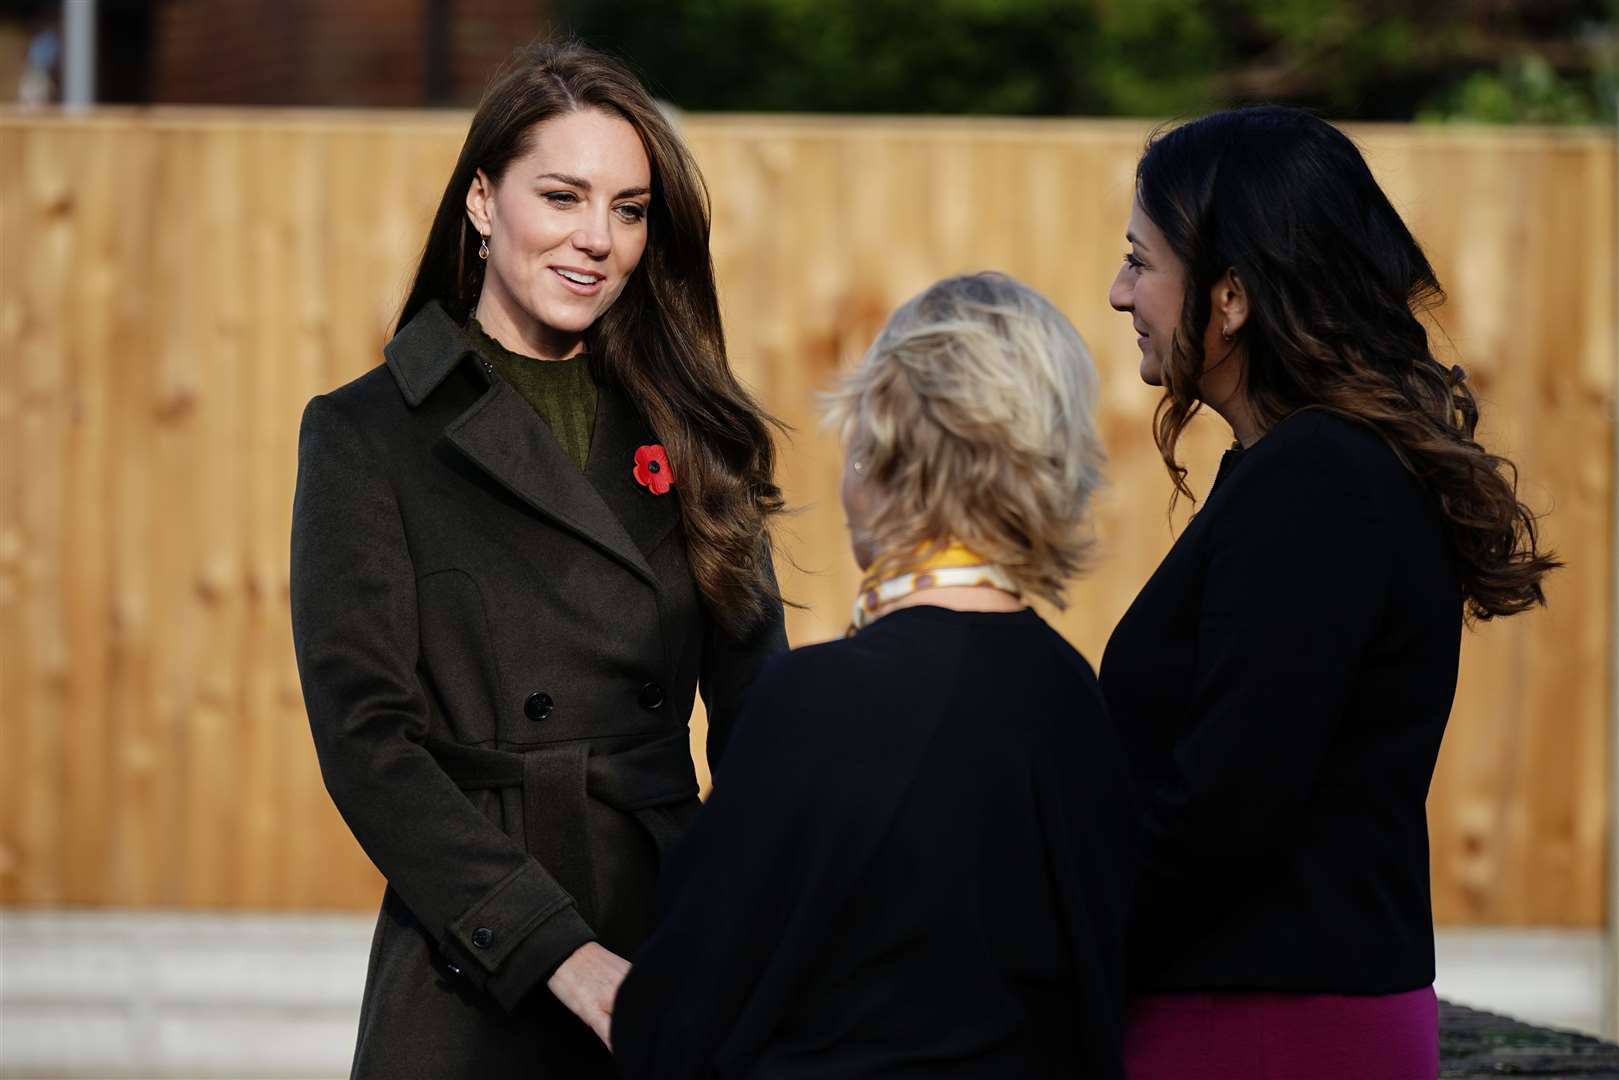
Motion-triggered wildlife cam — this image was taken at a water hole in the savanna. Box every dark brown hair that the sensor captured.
[1136,105,1557,620]
[399,41,785,633]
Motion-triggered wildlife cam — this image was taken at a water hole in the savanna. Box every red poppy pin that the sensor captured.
[633,444,675,495]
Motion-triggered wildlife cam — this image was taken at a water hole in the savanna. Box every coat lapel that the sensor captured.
[585,381,683,562]
[386,303,680,587]
[445,379,657,586]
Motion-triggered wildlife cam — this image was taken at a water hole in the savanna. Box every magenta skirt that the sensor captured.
[1125,986,1438,1080]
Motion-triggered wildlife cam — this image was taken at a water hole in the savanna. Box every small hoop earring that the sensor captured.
[478,234,489,261]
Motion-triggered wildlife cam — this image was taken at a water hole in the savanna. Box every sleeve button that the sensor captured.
[638,681,665,710]
[471,927,494,949]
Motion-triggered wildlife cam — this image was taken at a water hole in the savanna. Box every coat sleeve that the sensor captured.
[697,542,788,773]
[1133,422,1404,928]
[289,394,594,1012]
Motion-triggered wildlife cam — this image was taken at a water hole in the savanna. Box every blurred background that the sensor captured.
[1,0,1615,1075]
[3,0,1616,119]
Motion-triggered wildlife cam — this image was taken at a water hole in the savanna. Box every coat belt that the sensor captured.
[424,729,699,925]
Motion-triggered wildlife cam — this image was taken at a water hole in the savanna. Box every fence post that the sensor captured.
[62,0,96,109]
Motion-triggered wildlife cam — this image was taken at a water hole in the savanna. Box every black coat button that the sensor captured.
[524,691,553,722]
[471,927,494,949]
[638,681,665,710]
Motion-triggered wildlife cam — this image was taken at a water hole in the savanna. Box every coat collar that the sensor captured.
[385,300,476,407]
[389,302,682,587]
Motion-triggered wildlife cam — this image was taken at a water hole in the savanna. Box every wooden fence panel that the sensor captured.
[0,110,1611,924]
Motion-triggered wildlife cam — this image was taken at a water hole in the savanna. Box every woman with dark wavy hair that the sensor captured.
[1102,105,1557,1079]
[290,41,786,1077]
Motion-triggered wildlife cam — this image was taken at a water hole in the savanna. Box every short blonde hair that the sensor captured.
[822,272,1105,608]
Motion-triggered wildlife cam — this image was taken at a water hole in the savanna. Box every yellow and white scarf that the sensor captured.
[848,543,1020,634]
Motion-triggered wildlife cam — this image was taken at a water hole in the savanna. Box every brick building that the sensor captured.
[20,0,558,107]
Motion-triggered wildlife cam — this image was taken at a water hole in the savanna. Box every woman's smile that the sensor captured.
[551,264,607,295]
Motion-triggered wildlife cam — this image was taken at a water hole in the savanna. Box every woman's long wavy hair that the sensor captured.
[1138,105,1556,620]
[398,41,785,634]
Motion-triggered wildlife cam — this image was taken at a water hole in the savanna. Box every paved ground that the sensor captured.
[1443,1001,1619,1078]
[1,909,1610,1077]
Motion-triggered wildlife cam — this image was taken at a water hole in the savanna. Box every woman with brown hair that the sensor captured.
[1102,105,1558,1079]
[289,41,786,1077]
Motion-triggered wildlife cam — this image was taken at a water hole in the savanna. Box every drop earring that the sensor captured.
[478,234,489,261]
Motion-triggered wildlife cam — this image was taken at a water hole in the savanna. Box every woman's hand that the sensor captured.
[547,941,631,1049]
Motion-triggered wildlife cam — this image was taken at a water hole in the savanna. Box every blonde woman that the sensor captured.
[612,272,1133,1080]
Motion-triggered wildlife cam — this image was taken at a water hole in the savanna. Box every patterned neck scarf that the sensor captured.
[848,542,1021,634]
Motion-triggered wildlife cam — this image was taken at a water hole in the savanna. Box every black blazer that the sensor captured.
[1101,410,1462,995]
[289,302,785,1077]
[613,606,1134,1080]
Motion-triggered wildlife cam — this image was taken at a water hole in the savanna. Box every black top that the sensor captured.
[1100,410,1463,995]
[612,605,1135,1079]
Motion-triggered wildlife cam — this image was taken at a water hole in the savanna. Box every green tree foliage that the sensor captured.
[562,0,1101,114]
[559,0,1616,123]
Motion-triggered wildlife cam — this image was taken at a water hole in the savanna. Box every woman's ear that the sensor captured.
[1210,267,1249,339]
[465,168,495,238]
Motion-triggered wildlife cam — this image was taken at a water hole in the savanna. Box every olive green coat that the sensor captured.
[289,302,786,1078]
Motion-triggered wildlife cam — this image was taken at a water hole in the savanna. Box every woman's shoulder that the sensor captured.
[1255,409,1404,477]
[1024,615,1100,687]
[297,365,390,444]
[298,362,423,470]
[744,629,918,713]
[1199,409,1442,575]
[731,616,970,743]
[1005,621,1114,746]
[718,633,955,806]
[722,615,1122,817]
[779,613,1104,732]
[1224,409,1420,514]
[307,363,404,423]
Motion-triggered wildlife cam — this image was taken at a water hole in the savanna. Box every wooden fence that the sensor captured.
[0,109,1612,925]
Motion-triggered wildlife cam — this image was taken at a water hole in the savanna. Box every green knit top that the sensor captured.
[467,317,598,473]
